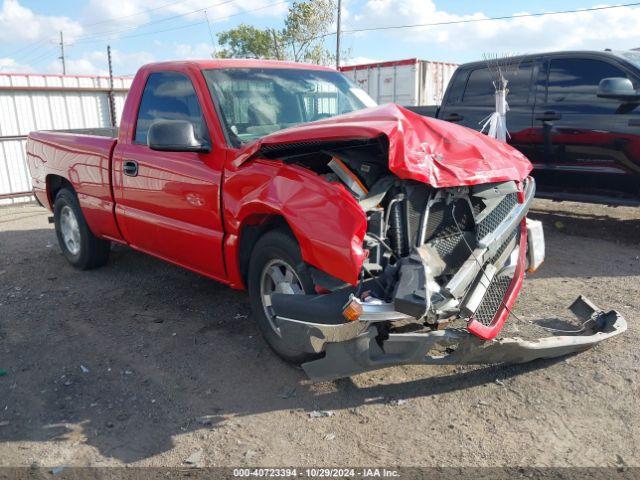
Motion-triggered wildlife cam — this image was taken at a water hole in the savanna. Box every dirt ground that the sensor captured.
[0,199,638,468]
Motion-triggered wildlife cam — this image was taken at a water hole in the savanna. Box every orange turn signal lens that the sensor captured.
[342,298,363,322]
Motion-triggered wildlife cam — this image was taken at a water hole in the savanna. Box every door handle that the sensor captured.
[444,113,464,122]
[535,111,562,122]
[123,160,138,177]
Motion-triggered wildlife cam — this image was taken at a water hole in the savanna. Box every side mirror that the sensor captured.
[147,120,210,153]
[597,77,640,101]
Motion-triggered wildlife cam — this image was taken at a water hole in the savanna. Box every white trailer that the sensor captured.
[340,58,458,107]
[0,72,132,205]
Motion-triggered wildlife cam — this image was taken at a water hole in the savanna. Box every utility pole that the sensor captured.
[58,31,66,75]
[107,45,117,128]
[335,0,342,69]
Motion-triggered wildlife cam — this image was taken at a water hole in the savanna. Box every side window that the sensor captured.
[547,58,630,106]
[505,63,534,105]
[462,68,494,105]
[444,69,467,105]
[134,71,207,145]
[463,64,533,106]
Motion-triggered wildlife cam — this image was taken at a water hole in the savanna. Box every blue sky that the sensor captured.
[2,0,640,75]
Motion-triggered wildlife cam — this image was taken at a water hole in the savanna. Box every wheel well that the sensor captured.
[238,215,295,285]
[46,175,74,206]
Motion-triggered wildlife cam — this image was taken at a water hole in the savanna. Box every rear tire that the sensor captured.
[53,188,110,270]
[247,229,320,365]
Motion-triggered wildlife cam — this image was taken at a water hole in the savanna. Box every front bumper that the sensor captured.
[301,296,627,382]
[269,177,623,381]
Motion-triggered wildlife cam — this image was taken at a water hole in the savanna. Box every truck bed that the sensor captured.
[26,128,122,241]
[56,127,118,138]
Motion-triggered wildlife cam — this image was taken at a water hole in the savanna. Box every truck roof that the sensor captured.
[456,50,633,70]
[141,58,337,72]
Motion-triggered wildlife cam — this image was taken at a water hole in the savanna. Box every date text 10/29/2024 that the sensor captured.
[232,468,400,478]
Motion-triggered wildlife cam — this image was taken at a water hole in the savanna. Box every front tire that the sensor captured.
[247,229,320,364]
[53,188,110,270]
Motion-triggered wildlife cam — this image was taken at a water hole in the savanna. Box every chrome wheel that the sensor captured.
[59,205,81,255]
[260,259,304,334]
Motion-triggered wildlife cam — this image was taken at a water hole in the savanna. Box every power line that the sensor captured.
[18,42,58,64]
[338,2,640,35]
[2,39,49,59]
[75,20,209,44]
[72,0,238,43]
[70,0,288,46]
[81,0,194,28]
[27,46,59,67]
[204,10,217,56]
[1,0,233,58]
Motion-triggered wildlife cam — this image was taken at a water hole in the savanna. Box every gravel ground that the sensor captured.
[0,199,638,468]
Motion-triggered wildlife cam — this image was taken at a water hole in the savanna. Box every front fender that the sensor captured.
[223,159,367,286]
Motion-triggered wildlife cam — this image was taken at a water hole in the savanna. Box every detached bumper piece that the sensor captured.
[299,296,626,382]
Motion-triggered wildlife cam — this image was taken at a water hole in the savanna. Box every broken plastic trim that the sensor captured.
[273,303,413,355]
[300,296,627,382]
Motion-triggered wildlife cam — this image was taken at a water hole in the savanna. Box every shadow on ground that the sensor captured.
[528,207,640,246]
[1,202,638,462]
[0,226,569,463]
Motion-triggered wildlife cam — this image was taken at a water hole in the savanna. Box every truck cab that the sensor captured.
[436,51,640,203]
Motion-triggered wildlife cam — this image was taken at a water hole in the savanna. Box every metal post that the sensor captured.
[107,45,117,128]
[335,0,341,69]
[59,31,66,75]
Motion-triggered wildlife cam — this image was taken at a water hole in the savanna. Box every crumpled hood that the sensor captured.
[233,103,532,188]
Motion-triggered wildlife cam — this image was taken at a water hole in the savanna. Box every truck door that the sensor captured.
[531,56,640,198]
[438,62,536,160]
[112,70,226,279]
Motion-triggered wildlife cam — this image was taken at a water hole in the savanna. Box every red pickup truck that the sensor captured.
[26,59,625,381]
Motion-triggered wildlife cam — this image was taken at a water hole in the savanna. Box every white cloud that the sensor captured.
[0,0,83,44]
[0,56,34,72]
[174,42,215,59]
[23,48,155,76]
[80,49,156,75]
[82,0,289,38]
[341,55,378,66]
[350,0,640,54]
[83,0,154,31]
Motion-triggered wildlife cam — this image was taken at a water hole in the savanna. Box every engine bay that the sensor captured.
[260,136,533,334]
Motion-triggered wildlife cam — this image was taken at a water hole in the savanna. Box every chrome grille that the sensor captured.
[473,275,513,326]
[424,198,474,242]
[476,193,518,239]
[431,231,477,273]
[490,228,519,265]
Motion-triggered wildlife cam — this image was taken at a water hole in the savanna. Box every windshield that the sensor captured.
[203,68,376,147]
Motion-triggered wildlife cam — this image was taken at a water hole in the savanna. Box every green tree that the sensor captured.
[217,24,276,59]
[216,0,336,65]
[282,0,335,64]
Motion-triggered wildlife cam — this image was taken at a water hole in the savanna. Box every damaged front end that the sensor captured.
[240,104,626,381]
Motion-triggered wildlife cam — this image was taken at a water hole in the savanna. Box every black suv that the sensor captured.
[419,50,640,204]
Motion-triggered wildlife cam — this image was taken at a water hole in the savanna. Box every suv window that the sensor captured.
[444,69,467,105]
[462,68,494,105]
[546,58,630,105]
[462,63,533,106]
[134,71,207,145]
